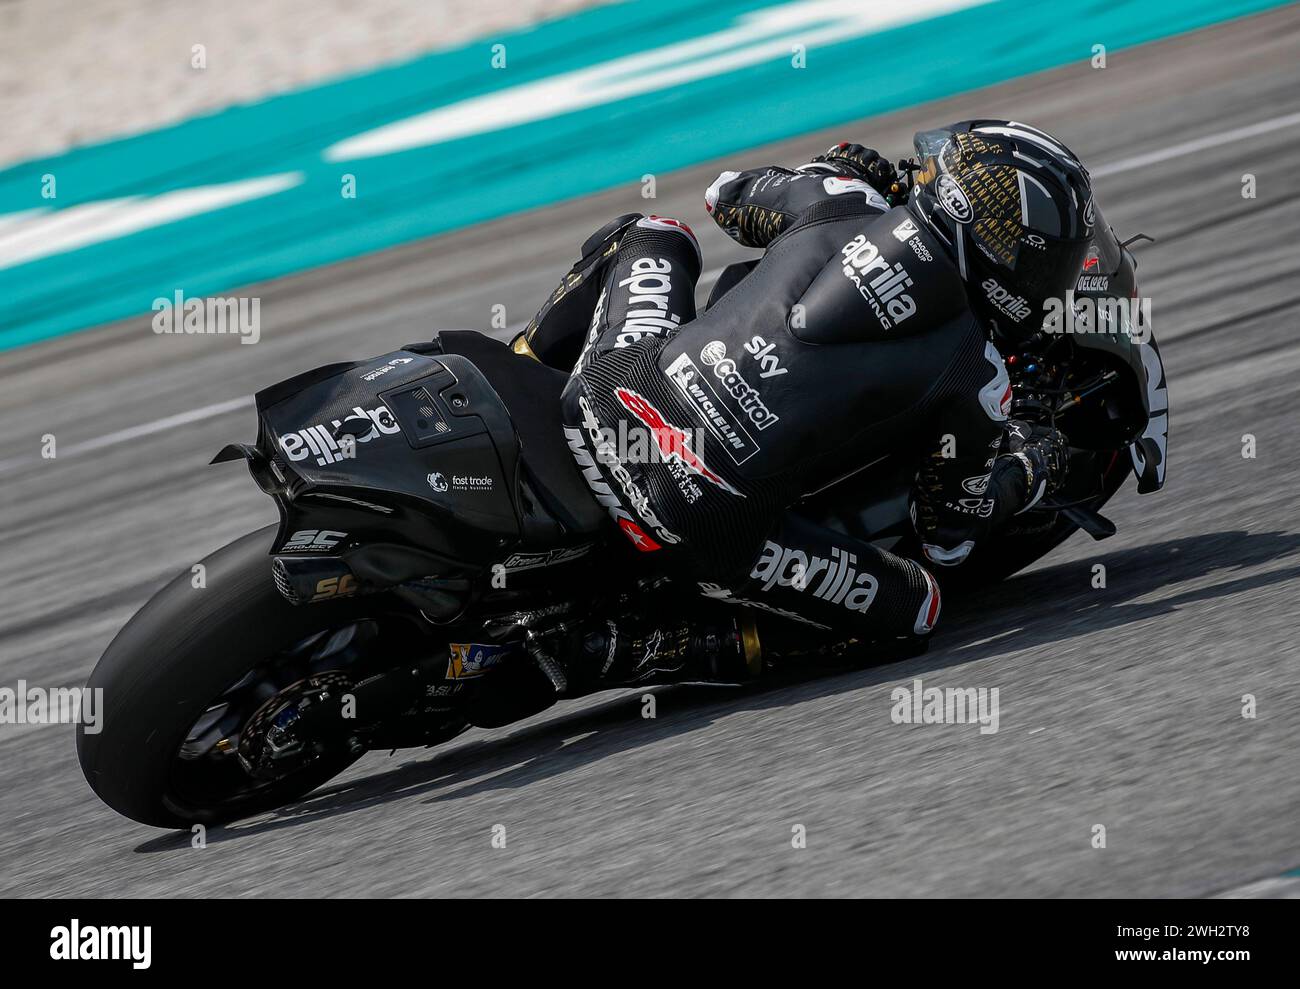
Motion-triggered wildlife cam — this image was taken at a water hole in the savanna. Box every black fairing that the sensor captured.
[1065,235,1168,493]
[233,349,528,582]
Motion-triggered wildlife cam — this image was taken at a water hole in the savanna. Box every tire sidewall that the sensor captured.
[76,525,396,828]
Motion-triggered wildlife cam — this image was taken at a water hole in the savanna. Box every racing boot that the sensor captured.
[511,212,643,368]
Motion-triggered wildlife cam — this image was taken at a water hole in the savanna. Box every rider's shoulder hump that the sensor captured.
[791,206,967,345]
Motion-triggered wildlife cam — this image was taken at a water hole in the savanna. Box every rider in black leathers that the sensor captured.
[513,120,1092,676]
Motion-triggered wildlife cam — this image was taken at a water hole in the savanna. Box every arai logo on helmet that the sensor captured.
[936,174,973,223]
[981,278,1033,323]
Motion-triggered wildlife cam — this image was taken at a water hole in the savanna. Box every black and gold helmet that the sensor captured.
[909,120,1094,343]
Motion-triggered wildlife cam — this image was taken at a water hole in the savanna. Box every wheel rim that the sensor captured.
[163,618,385,818]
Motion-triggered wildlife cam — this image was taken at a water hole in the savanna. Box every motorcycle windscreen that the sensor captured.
[1067,211,1168,492]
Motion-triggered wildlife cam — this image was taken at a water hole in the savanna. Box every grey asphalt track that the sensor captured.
[2,7,1299,897]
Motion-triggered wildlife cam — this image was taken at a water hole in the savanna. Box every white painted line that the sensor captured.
[1212,873,1300,899]
[0,395,254,473]
[11,114,1299,474]
[0,173,304,271]
[65,395,255,455]
[1091,110,1300,177]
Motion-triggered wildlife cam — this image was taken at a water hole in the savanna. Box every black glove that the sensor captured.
[811,142,898,194]
[1002,420,1069,509]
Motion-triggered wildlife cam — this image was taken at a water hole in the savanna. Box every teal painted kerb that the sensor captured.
[0,0,1291,350]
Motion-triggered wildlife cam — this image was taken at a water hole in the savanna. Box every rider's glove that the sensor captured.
[1002,420,1069,511]
[810,143,898,194]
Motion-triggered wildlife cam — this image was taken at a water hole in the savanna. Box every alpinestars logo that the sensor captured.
[982,278,1033,323]
[820,175,889,211]
[614,258,682,348]
[840,235,917,329]
[615,388,744,498]
[278,405,401,466]
[750,542,879,614]
[564,395,680,551]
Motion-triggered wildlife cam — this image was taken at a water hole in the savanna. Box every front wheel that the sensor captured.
[941,449,1132,588]
[76,525,412,829]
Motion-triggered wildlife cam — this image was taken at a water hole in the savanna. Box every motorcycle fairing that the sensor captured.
[226,350,528,579]
[1068,230,1168,493]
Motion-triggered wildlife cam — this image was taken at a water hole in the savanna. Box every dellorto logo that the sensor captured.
[840,235,917,330]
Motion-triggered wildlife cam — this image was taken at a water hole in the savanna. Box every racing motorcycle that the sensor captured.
[77,187,1168,829]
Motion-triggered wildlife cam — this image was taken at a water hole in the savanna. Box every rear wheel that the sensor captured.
[76,526,422,828]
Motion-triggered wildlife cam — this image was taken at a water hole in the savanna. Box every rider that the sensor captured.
[512,120,1090,680]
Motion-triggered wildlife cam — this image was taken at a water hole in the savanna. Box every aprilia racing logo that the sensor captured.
[278,405,401,466]
[840,235,917,330]
[982,278,1033,323]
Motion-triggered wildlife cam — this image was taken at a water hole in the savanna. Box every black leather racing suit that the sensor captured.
[533,158,1037,640]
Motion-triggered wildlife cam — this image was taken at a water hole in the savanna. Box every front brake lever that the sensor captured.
[886,158,919,208]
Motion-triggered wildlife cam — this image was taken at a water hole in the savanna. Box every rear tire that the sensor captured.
[76,525,394,828]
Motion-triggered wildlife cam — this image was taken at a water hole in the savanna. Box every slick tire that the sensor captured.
[76,525,380,829]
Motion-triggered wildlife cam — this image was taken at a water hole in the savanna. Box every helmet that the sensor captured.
[908,120,1094,343]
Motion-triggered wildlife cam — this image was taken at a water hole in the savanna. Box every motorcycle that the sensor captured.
[76,186,1168,829]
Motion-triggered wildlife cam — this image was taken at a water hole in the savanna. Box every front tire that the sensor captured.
[943,451,1132,587]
